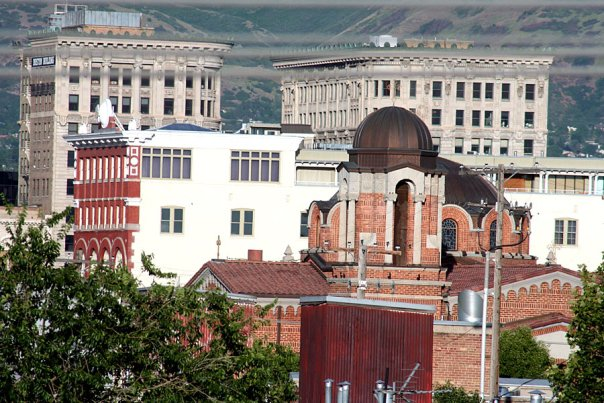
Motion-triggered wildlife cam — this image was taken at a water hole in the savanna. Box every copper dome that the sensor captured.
[349,106,437,170]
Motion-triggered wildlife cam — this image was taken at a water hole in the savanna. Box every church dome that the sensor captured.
[348,106,437,170]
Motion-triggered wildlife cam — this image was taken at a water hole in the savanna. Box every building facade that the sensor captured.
[18,7,232,215]
[273,43,553,158]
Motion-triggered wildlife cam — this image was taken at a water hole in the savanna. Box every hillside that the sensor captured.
[1,3,603,168]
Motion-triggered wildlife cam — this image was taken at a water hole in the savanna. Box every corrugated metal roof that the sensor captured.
[157,123,214,132]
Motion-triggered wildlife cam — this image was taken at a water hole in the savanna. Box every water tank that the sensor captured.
[458,290,483,323]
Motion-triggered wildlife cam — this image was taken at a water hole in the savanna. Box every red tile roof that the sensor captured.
[186,260,330,298]
[447,262,580,296]
[503,312,572,331]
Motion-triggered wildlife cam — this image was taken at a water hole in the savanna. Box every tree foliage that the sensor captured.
[0,208,298,402]
[550,261,604,402]
[499,326,552,378]
[433,381,480,403]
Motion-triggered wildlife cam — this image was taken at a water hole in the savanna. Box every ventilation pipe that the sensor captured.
[324,379,333,403]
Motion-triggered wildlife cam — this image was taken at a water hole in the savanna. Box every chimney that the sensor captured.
[248,249,263,262]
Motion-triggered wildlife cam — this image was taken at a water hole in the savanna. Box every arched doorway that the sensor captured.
[394,182,411,266]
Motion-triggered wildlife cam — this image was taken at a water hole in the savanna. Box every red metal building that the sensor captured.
[299,296,434,403]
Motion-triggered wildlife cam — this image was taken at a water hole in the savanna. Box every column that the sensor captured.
[132,63,141,116]
[413,193,425,265]
[347,198,356,261]
[538,171,544,193]
[544,172,550,193]
[384,193,396,265]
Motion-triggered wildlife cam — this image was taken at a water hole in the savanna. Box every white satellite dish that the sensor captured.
[97,99,113,129]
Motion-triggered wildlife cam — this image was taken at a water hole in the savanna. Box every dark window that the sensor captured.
[64,235,74,252]
[142,148,191,179]
[185,99,193,116]
[164,98,174,115]
[455,110,464,126]
[110,68,119,85]
[432,109,442,126]
[300,212,309,237]
[501,83,510,100]
[526,83,535,100]
[68,123,78,135]
[140,97,149,114]
[161,207,184,234]
[524,112,534,128]
[382,80,390,97]
[500,139,509,156]
[68,94,79,111]
[122,69,132,86]
[231,209,254,236]
[186,72,193,89]
[472,110,480,127]
[109,96,118,112]
[485,83,494,99]
[442,219,457,251]
[66,179,74,195]
[456,82,465,99]
[141,70,150,87]
[471,139,480,154]
[484,139,492,155]
[67,150,75,167]
[489,220,497,251]
[432,81,442,98]
[409,80,416,98]
[501,111,510,128]
[555,219,577,245]
[69,67,80,84]
[455,138,464,154]
[165,71,175,88]
[473,83,481,99]
[121,97,131,114]
[91,67,101,84]
[395,81,401,97]
[432,137,440,152]
[484,110,493,127]
[524,139,534,156]
[231,150,280,182]
[373,80,379,97]
[90,95,100,112]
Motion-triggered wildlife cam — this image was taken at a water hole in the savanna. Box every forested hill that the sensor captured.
[1,3,603,164]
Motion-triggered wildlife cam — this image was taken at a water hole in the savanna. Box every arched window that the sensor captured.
[442,219,457,251]
[489,220,497,251]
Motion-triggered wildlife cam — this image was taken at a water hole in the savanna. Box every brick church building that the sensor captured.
[189,106,582,393]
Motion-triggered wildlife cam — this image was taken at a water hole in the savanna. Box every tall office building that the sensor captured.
[273,39,553,157]
[18,5,232,214]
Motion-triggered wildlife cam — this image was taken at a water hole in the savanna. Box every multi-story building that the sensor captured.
[273,39,553,158]
[18,5,232,215]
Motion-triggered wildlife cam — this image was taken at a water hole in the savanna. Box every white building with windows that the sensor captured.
[66,124,341,284]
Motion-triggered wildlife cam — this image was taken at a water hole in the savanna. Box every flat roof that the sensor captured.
[300,295,436,313]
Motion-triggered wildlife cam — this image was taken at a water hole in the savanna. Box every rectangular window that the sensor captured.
[231,209,254,236]
[524,112,534,128]
[409,80,417,98]
[456,82,465,99]
[501,83,510,100]
[121,97,131,114]
[142,148,191,179]
[432,81,442,98]
[69,66,80,84]
[395,81,401,97]
[185,99,193,116]
[432,137,441,152]
[524,139,534,156]
[91,67,101,84]
[109,96,118,112]
[160,207,184,234]
[484,139,492,155]
[90,95,100,113]
[67,150,75,167]
[300,212,309,237]
[65,235,74,252]
[501,111,510,128]
[382,80,390,97]
[164,98,174,115]
[472,110,480,127]
[141,70,150,87]
[473,83,481,100]
[455,138,464,154]
[68,94,79,111]
[471,138,480,154]
[165,71,175,88]
[500,139,509,156]
[431,109,442,126]
[110,68,119,85]
[140,97,150,114]
[230,150,280,183]
[373,80,379,97]
[484,110,493,127]
[485,83,494,100]
[554,219,577,245]
[68,122,78,135]
[455,110,464,126]
[186,72,193,89]
[66,179,74,195]
[122,69,132,86]
[526,83,535,100]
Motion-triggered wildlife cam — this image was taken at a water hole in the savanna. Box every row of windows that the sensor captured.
[78,204,126,228]
[439,138,534,156]
[442,218,577,251]
[78,155,126,182]
[69,94,214,117]
[431,109,535,128]
[142,148,192,179]
[230,151,280,182]
[82,66,215,90]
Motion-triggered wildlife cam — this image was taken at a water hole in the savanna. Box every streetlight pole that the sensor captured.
[489,164,505,400]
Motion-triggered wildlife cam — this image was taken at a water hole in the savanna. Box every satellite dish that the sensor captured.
[97,99,113,128]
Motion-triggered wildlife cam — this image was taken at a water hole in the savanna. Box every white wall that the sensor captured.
[506,191,604,271]
[132,131,338,284]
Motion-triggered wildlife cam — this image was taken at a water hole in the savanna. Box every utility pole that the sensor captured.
[489,164,505,400]
[357,240,367,299]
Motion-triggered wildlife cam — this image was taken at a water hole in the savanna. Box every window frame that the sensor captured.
[442,218,457,251]
[160,207,184,234]
[231,209,254,236]
[300,212,309,237]
[432,81,442,98]
[68,94,79,111]
[456,82,465,99]
[455,110,464,126]
[431,109,442,126]
[142,147,192,180]
[230,150,280,183]
[554,218,577,246]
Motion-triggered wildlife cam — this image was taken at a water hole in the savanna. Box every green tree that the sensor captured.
[500,327,552,378]
[0,207,298,402]
[550,261,604,402]
[433,381,480,403]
